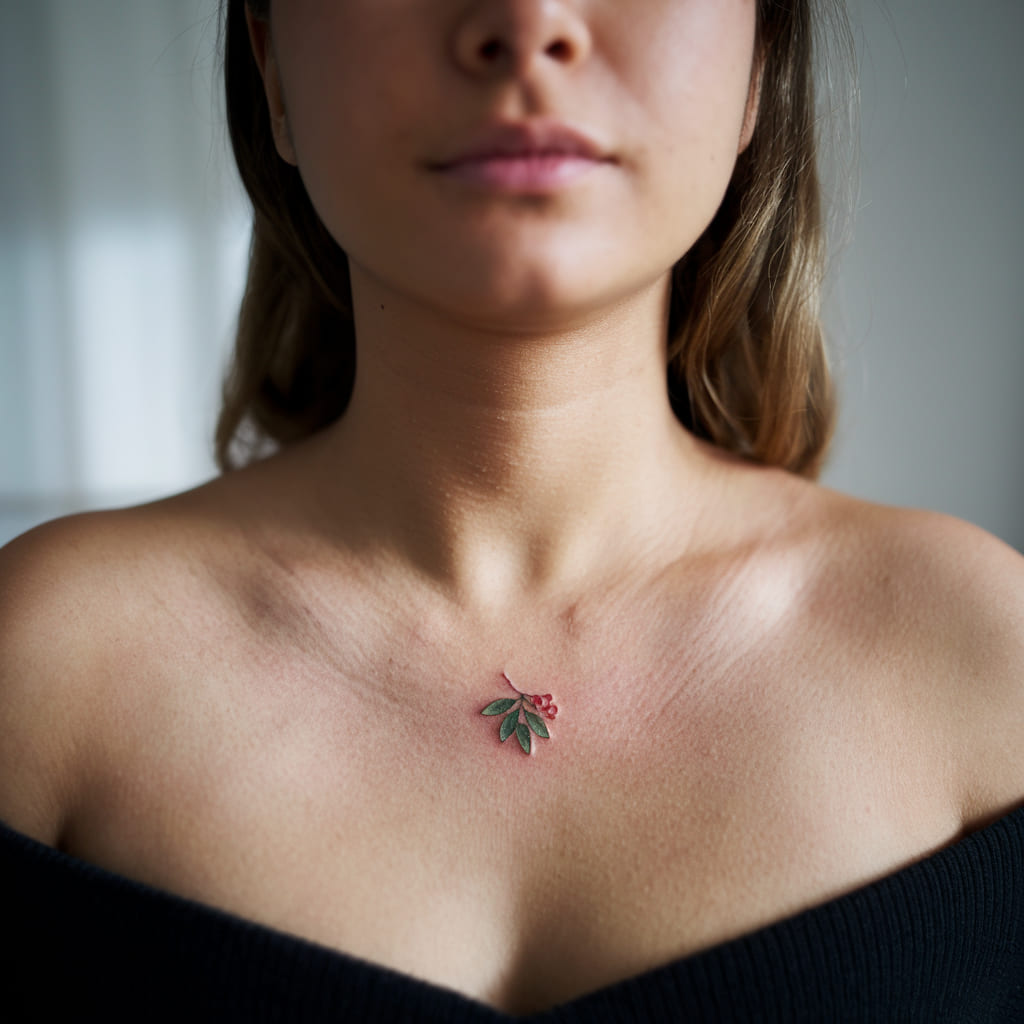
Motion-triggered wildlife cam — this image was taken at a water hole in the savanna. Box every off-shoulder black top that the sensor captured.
[2,808,1022,1022]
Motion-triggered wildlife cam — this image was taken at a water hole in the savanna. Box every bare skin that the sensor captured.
[2,0,1024,1015]
[2,448,1022,1014]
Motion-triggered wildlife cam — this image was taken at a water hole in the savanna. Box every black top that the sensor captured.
[2,809,1023,1022]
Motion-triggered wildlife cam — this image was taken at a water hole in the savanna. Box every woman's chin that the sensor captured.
[354,253,666,336]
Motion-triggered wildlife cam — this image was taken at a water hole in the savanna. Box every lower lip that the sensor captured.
[436,154,606,190]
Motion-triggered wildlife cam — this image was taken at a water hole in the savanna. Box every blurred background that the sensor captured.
[1,0,1022,550]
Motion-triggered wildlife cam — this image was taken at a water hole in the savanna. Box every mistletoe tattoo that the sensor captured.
[481,672,558,754]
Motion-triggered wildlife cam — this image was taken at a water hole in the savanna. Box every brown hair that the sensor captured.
[217,0,844,476]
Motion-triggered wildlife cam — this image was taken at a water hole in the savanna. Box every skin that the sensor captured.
[245,0,762,613]
[1,0,1023,1015]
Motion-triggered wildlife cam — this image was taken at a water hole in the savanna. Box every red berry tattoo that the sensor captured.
[481,672,558,755]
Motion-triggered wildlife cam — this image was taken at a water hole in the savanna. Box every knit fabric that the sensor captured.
[2,808,1022,1022]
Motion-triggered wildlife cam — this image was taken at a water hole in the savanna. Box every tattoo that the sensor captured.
[481,672,558,755]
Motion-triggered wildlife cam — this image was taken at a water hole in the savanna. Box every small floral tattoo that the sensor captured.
[481,672,558,755]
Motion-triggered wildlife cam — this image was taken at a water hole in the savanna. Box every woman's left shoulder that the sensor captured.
[815,491,1024,646]
[808,488,1024,823]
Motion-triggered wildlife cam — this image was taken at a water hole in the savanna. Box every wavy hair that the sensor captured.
[216,0,846,476]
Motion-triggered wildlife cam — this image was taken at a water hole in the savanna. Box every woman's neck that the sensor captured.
[309,267,719,612]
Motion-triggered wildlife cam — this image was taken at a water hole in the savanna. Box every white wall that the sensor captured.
[0,1,250,544]
[1,1,1021,550]
[821,0,1024,550]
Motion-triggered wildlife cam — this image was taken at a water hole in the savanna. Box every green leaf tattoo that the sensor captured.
[516,722,531,754]
[499,711,518,742]
[482,698,517,716]
[480,672,559,756]
[524,711,550,739]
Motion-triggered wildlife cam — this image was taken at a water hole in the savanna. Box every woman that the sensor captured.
[2,0,1022,1020]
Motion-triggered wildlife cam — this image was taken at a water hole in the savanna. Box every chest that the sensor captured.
[67,629,960,1015]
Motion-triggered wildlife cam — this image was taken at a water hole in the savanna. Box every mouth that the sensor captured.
[427,119,615,192]
[434,152,606,190]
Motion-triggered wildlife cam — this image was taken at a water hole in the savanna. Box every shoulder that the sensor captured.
[0,498,229,648]
[0,495,253,844]
[813,493,1023,665]
[804,490,1024,824]
[0,512,131,842]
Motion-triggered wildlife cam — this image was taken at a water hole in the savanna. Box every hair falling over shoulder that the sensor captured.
[216,0,849,478]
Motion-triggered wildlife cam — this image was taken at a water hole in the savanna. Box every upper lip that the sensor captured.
[430,120,612,168]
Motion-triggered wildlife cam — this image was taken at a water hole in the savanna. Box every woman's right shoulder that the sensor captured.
[0,513,130,844]
[0,500,226,658]
[0,501,245,846]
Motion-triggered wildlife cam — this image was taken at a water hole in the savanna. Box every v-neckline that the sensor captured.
[2,805,1023,1020]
